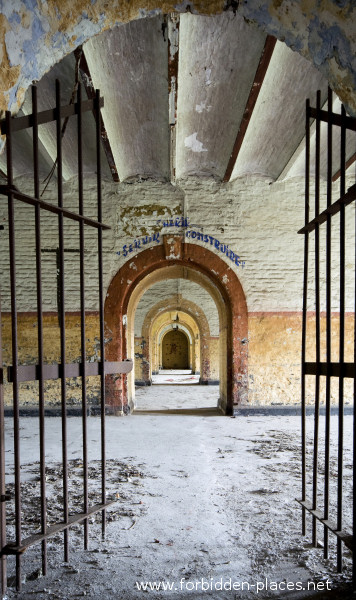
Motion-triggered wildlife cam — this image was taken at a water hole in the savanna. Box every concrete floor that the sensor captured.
[151,371,200,386]
[134,381,219,413]
[4,385,354,599]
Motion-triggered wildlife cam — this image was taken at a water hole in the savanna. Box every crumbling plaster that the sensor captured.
[0,0,355,128]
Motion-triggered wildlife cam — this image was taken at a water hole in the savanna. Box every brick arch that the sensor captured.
[157,322,194,345]
[141,300,210,381]
[141,297,211,339]
[136,308,200,385]
[104,236,248,414]
[2,3,356,118]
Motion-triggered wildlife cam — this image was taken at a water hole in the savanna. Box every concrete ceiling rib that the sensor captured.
[20,53,107,182]
[175,12,266,181]
[75,46,119,183]
[231,41,329,181]
[84,16,170,183]
[0,127,54,181]
[223,35,277,183]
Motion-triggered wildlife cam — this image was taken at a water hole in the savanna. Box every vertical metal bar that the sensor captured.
[324,86,332,559]
[32,85,47,575]
[0,293,7,598]
[95,89,106,537]
[312,90,321,548]
[56,79,69,562]
[337,104,346,572]
[353,127,356,592]
[77,84,89,549]
[301,98,310,537]
[6,110,22,590]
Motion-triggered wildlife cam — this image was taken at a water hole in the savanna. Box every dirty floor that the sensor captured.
[3,384,354,599]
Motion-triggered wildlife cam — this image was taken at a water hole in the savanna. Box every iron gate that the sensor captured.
[298,88,356,586]
[0,81,132,595]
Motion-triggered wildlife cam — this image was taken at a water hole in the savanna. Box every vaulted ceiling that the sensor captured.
[2,12,355,185]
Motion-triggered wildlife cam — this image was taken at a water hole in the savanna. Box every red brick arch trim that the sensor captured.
[104,239,248,414]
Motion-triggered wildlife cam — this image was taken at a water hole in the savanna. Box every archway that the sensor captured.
[156,321,196,374]
[151,313,199,377]
[140,297,212,382]
[134,308,201,385]
[2,3,356,119]
[161,329,189,370]
[104,235,247,415]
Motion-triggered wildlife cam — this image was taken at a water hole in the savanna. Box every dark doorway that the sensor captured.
[162,329,189,369]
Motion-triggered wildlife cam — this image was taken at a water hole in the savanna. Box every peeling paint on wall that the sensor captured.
[0,0,355,127]
[195,101,211,113]
[119,204,182,237]
[184,132,208,153]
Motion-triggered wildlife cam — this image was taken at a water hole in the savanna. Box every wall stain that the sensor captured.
[119,204,182,236]
[0,14,21,117]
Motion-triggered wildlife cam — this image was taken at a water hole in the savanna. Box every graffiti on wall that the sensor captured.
[116,232,161,257]
[157,217,189,228]
[116,219,245,267]
[185,230,245,267]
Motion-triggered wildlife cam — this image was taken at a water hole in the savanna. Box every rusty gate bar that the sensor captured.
[0,82,133,595]
[298,88,356,586]
[0,295,6,599]
[324,86,333,560]
[32,84,48,577]
[301,98,310,537]
[77,83,89,550]
[96,88,107,538]
[0,187,110,229]
[6,109,23,590]
[312,89,321,549]
[56,79,70,564]
[338,104,346,572]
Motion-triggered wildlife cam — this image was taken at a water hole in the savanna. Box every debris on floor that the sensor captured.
[3,405,354,599]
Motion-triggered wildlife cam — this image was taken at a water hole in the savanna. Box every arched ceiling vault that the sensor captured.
[1,4,356,184]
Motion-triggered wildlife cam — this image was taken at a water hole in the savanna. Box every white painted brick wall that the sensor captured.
[0,174,354,315]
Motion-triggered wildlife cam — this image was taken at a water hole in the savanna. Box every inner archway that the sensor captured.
[161,329,189,370]
[156,319,197,376]
[136,292,215,385]
[104,235,248,415]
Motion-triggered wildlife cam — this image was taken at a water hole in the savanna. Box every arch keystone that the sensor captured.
[163,234,183,259]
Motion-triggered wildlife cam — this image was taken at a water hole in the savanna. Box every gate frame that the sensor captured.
[0,82,132,595]
[298,87,356,586]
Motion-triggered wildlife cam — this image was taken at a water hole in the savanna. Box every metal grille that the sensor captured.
[298,88,356,585]
[0,81,132,595]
